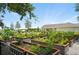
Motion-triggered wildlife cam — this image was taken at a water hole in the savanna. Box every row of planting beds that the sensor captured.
[31,31,79,54]
[10,41,60,55]
[0,28,79,55]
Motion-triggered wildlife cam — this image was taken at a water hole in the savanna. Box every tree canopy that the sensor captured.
[0,19,4,28]
[75,3,79,12]
[15,21,20,29]
[0,3,36,20]
[75,3,79,21]
[24,20,31,29]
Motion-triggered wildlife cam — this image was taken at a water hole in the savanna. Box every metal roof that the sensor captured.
[42,23,79,28]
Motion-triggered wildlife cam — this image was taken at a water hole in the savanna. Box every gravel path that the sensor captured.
[66,39,79,55]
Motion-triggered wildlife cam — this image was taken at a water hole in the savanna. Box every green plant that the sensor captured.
[33,38,49,43]
[30,45,39,53]
[58,38,68,46]
[63,32,74,39]
[1,29,14,41]
[30,45,53,55]
[0,35,2,40]
[74,32,79,36]
[16,33,26,38]
[15,32,26,44]
[0,4,36,20]
[37,47,52,54]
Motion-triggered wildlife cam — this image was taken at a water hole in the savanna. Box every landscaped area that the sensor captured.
[0,3,79,55]
[0,28,79,55]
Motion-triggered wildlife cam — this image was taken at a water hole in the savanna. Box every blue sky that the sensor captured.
[2,3,79,28]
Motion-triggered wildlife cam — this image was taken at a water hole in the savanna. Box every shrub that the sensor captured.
[30,45,53,55]
[1,29,14,41]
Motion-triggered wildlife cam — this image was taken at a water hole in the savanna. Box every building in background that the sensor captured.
[42,23,79,32]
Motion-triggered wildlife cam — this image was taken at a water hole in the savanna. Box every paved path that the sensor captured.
[66,39,79,55]
[1,42,14,55]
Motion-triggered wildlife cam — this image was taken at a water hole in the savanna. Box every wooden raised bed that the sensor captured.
[10,41,60,55]
[10,43,36,55]
[69,37,76,47]
[31,40,47,47]
[24,41,60,55]
[54,43,69,55]
[69,36,79,47]
[31,40,69,55]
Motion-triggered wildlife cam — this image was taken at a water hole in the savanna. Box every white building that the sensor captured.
[42,23,79,32]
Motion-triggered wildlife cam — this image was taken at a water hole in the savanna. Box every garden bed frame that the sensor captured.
[31,40,70,55]
[10,41,60,55]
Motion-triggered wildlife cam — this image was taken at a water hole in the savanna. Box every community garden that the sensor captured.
[0,3,79,55]
[0,28,79,55]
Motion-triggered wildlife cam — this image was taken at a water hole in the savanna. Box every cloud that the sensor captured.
[63,15,78,23]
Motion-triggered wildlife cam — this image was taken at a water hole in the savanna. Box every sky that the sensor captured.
[2,3,79,28]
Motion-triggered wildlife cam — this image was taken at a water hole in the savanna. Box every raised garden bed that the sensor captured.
[68,36,79,47]
[31,39,70,55]
[54,43,69,55]
[31,40,47,47]
[69,37,76,47]
[10,41,60,55]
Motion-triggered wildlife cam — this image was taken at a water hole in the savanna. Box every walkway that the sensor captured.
[66,39,79,55]
[1,42,14,55]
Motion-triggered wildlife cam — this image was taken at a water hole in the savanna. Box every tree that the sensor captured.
[75,3,79,11]
[0,19,4,29]
[75,3,79,21]
[24,20,31,29]
[10,23,14,29]
[0,3,36,20]
[15,21,20,29]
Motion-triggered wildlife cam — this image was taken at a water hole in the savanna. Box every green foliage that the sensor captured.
[30,45,52,54]
[63,31,74,39]
[47,31,56,44]
[24,20,31,29]
[58,38,68,46]
[0,19,4,28]
[76,16,79,21]
[37,47,52,54]
[0,35,2,40]
[31,31,75,46]
[1,29,14,41]
[30,45,39,53]
[33,38,49,43]
[30,31,55,54]
[16,33,26,38]
[26,30,47,38]
[47,31,74,46]
[15,30,33,39]
[0,3,36,20]
[75,3,79,12]
[74,32,79,35]
[75,3,79,21]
